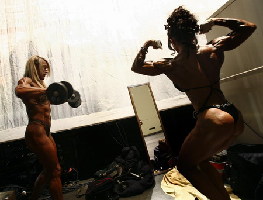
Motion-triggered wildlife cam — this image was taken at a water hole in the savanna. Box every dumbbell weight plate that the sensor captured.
[68,90,81,108]
[60,81,74,99]
[46,82,68,105]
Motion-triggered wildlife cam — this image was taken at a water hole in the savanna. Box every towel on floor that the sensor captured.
[161,167,240,200]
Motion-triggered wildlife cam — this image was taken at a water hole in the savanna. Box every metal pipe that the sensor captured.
[220,66,263,83]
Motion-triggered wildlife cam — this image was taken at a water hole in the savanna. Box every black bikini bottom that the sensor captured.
[28,119,51,136]
[193,102,239,122]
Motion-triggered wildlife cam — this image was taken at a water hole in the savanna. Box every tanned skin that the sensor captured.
[16,58,63,200]
[132,18,256,200]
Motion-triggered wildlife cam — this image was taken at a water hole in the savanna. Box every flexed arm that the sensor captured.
[200,18,257,51]
[131,40,167,76]
[15,77,46,98]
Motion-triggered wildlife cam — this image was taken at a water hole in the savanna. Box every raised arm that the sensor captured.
[131,40,170,76]
[200,18,257,51]
[15,77,46,98]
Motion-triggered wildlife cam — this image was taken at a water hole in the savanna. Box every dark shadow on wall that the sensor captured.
[160,105,196,157]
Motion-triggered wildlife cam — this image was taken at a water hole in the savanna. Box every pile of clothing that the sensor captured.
[161,167,240,200]
[84,146,155,200]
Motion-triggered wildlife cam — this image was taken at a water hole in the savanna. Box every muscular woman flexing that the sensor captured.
[131,6,256,200]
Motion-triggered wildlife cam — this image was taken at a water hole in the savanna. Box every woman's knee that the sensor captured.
[53,164,62,177]
[45,164,62,179]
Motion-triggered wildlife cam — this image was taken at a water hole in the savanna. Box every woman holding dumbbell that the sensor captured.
[15,56,63,200]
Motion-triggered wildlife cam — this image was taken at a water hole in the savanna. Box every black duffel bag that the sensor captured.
[85,177,119,200]
[226,144,263,199]
[114,160,155,197]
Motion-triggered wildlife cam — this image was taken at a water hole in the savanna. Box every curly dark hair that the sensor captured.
[166,6,199,47]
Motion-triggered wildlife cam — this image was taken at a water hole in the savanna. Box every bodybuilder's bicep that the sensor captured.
[210,27,256,51]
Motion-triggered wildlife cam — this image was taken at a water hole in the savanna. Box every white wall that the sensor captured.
[0,0,227,142]
[206,0,263,144]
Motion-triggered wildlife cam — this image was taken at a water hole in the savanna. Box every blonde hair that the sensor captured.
[24,55,50,88]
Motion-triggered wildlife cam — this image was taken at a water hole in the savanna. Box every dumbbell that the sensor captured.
[68,90,81,108]
[46,81,81,108]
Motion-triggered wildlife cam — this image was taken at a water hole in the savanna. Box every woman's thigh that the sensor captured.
[25,124,59,171]
[178,113,237,166]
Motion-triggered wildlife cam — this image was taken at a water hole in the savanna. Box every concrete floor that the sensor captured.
[144,132,165,160]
